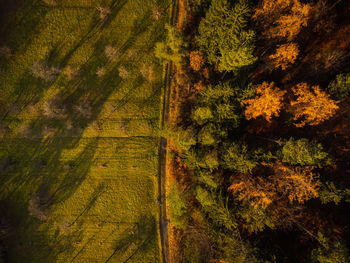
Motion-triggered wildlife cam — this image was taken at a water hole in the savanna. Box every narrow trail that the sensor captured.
[158,1,179,262]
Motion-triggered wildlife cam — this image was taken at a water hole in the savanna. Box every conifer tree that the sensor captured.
[196,0,256,71]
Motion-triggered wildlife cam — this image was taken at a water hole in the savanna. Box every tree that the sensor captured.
[229,174,275,209]
[280,138,330,167]
[254,0,311,41]
[269,42,299,70]
[269,162,320,204]
[155,24,187,66]
[221,143,257,174]
[241,82,286,122]
[228,163,319,208]
[168,184,188,229]
[189,50,205,71]
[196,0,256,71]
[311,232,350,263]
[327,73,350,100]
[191,106,213,125]
[291,83,338,127]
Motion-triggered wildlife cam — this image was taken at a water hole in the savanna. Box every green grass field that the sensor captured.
[0,0,169,262]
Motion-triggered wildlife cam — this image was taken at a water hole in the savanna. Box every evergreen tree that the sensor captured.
[196,0,256,72]
[280,138,331,167]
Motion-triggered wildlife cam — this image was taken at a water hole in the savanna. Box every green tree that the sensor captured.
[221,142,257,173]
[155,24,187,65]
[312,232,350,263]
[195,187,236,231]
[327,73,350,100]
[191,106,213,125]
[280,138,331,167]
[167,184,188,229]
[196,0,256,71]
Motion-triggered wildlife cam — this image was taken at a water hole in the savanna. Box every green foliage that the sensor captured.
[201,150,219,170]
[168,184,188,229]
[197,123,216,145]
[280,138,331,167]
[197,170,218,189]
[191,106,213,125]
[319,182,344,205]
[197,82,242,127]
[312,232,350,263]
[161,125,196,151]
[237,205,275,233]
[221,142,257,173]
[327,73,350,100]
[196,0,256,71]
[195,187,237,230]
[155,24,187,65]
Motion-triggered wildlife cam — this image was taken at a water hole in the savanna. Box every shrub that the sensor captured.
[96,6,110,20]
[31,60,60,82]
[155,24,187,66]
[104,45,118,61]
[140,64,156,82]
[168,184,188,229]
[117,65,129,80]
[73,98,92,119]
[96,67,106,78]
[64,65,81,80]
[42,93,67,119]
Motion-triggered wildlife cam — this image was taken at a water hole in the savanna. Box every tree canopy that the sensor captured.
[196,0,256,71]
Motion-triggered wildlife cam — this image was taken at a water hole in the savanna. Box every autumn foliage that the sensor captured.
[291,83,339,127]
[269,43,299,70]
[242,82,286,122]
[189,50,205,71]
[254,0,311,41]
[229,163,319,209]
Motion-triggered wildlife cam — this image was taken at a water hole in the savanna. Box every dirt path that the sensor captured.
[158,1,179,262]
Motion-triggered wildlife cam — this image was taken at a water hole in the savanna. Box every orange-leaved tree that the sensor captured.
[228,162,319,209]
[228,174,275,209]
[291,83,339,127]
[254,0,311,41]
[267,162,320,204]
[242,82,286,122]
[269,42,299,70]
[189,50,205,71]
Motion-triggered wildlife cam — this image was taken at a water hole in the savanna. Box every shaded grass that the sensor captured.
[0,0,170,262]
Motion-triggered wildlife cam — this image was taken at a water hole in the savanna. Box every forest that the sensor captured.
[159,0,350,262]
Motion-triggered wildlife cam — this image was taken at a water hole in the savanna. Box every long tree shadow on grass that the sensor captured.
[103,214,157,263]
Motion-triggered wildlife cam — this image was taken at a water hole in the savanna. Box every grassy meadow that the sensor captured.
[0,0,170,262]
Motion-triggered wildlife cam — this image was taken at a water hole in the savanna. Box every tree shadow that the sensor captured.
[103,214,157,263]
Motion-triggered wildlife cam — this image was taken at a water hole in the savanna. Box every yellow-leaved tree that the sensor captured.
[291,83,339,127]
[269,43,299,70]
[242,82,286,122]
